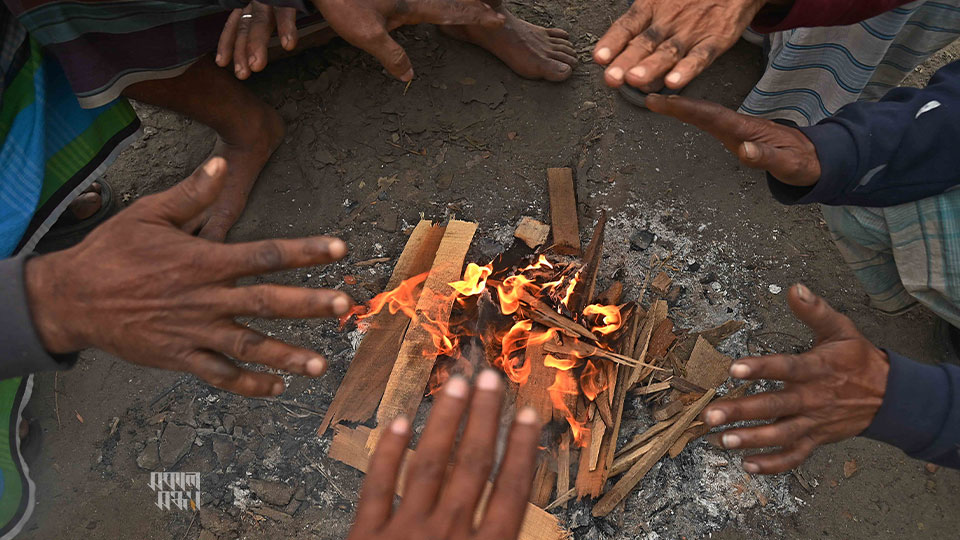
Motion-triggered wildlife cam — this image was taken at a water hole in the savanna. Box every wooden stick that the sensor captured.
[546,168,580,256]
[557,431,571,506]
[614,419,674,459]
[367,220,478,452]
[319,220,446,434]
[569,211,607,314]
[542,338,666,371]
[330,426,572,540]
[518,292,598,342]
[592,390,716,517]
[629,381,672,396]
[531,459,557,508]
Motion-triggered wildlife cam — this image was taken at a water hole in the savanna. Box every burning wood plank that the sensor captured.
[531,460,557,508]
[556,432,571,507]
[546,168,580,256]
[592,389,716,517]
[319,220,446,434]
[516,341,554,429]
[329,425,572,540]
[367,220,478,452]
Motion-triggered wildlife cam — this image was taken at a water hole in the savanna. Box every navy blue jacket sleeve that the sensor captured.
[861,350,960,468]
[768,59,960,207]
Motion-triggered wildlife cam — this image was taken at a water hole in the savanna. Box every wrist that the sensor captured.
[24,254,85,353]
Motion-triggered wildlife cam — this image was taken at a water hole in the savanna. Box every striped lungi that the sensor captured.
[740,1,960,323]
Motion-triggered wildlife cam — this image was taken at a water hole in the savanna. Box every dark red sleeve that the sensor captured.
[752,0,920,32]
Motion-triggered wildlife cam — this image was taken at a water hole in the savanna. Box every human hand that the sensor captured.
[312,0,505,81]
[594,0,774,90]
[24,158,353,397]
[348,370,541,540]
[702,284,889,474]
[216,1,299,80]
[646,94,821,186]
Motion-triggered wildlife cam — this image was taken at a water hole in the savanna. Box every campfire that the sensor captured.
[322,168,744,538]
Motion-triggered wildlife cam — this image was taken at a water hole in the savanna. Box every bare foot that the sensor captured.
[185,103,285,241]
[441,7,577,82]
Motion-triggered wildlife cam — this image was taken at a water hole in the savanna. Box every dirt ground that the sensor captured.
[17,1,960,539]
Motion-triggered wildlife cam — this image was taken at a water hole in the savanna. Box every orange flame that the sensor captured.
[548,370,588,446]
[560,271,580,308]
[520,254,554,272]
[583,303,624,335]
[496,275,538,315]
[579,360,606,402]
[449,263,492,297]
[339,271,428,327]
[496,320,534,384]
[544,354,578,371]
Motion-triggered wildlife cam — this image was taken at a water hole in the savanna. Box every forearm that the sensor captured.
[767,60,960,207]
[753,0,919,33]
[0,256,77,379]
[861,351,960,469]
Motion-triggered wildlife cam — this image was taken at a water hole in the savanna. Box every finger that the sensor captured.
[340,24,414,82]
[742,436,818,475]
[276,7,298,51]
[221,285,353,319]
[727,351,831,384]
[787,284,861,342]
[246,2,276,73]
[398,376,471,515]
[708,416,814,450]
[183,349,285,396]
[208,324,329,377]
[624,38,687,89]
[645,94,756,150]
[197,212,236,242]
[142,158,226,225]
[355,416,412,528]
[217,9,243,67]
[438,371,505,536]
[665,41,721,89]
[593,2,652,66]
[737,140,819,187]
[702,390,805,427]
[233,6,254,79]
[476,407,541,539]
[605,25,664,87]
[405,0,504,28]
[210,235,348,279]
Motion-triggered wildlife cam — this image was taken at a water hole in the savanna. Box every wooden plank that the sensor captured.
[587,418,606,471]
[515,217,551,249]
[546,168,580,256]
[516,342,553,425]
[652,400,683,422]
[629,381,672,396]
[557,431,571,505]
[685,336,732,390]
[595,281,623,306]
[319,220,446,434]
[626,301,669,389]
[366,220,478,451]
[531,459,557,508]
[651,272,672,295]
[614,418,674,459]
[329,426,571,540]
[592,390,716,517]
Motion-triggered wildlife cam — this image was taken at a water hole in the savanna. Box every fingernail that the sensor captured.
[234,65,242,75]
[730,363,751,378]
[517,407,538,425]
[666,71,682,85]
[401,68,414,82]
[328,238,348,259]
[203,157,225,177]
[628,66,646,80]
[444,376,469,398]
[248,55,257,68]
[795,283,813,303]
[272,381,285,395]
[390,415,410,434]
[596,47,611,62]
[477,369,501,391]
[743,462,760,474]
[216,53,223,65]
[705,409,726,426]
[742,141,759,160]
[722,433,742,449]
[281,36,289,49]
[306,357,326,376]
[608,67,624,81]
[332,295,351,316]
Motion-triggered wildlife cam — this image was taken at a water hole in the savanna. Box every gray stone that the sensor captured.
[248,479,297,507]
[159,424,196,467]
[237,448,256,466]
[211,434,235,466]
[376,209,399,233]
[198,530,219,540]
[222,414,236,433]
[630,230,654,251]
[136,441,160,470]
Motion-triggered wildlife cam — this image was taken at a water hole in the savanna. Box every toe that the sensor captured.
[542,60,573,82]
[547,27,570,39]
[550,39,577,57]
[549,50,578,67]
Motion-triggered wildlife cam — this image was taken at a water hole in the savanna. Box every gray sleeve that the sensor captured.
[0,256,77,378]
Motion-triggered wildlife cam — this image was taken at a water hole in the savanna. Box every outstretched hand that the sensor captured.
[702,284,889,474]
[593,0,772,89]
[348,371,541,540]
[217,1,299,80]
[646,93,821,186]
[24,158,353,397]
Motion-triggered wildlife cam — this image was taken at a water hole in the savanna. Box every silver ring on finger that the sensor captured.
[241,13,254,19]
